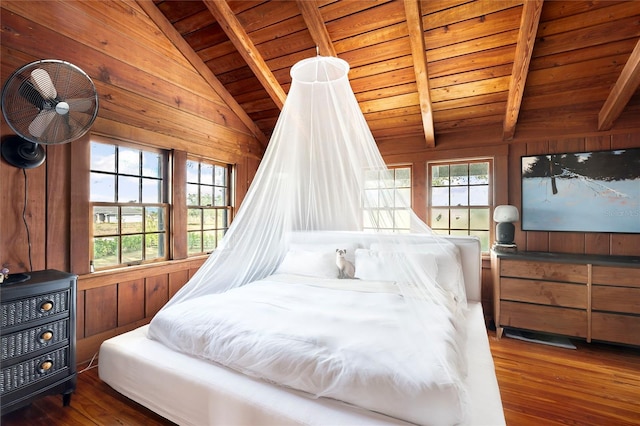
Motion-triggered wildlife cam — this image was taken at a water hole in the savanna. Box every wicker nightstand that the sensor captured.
[1,270,77,415]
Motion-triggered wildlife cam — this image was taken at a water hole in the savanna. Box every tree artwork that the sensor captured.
[521,149,640,233]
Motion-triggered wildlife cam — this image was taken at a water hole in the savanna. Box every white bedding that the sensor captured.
[148,274,468,426]
[99,303,504,426]
[99,235,505,425]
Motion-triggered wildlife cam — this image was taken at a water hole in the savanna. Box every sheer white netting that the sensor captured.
[149,56,469,424]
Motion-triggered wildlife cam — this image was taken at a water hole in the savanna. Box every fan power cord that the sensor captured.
[22,168,33,272]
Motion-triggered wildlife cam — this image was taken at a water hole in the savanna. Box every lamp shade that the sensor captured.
[493,205,519,223]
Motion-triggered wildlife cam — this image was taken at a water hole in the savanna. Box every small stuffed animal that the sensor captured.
[336,249,355,279]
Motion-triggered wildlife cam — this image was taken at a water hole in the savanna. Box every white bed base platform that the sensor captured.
[98,235,505,425]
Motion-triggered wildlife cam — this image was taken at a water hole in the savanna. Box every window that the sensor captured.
[428,160,492,251]
[363,166,412,232]
[90,140,168,269]
[186,159,232,255]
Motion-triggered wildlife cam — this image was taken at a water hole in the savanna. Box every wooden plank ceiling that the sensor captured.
[143,0,640,149]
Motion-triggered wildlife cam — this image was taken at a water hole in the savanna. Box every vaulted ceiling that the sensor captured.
[142,0,640,150]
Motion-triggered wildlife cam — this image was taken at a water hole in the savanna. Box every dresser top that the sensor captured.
[492,250,640,268]
[1,269,77,298]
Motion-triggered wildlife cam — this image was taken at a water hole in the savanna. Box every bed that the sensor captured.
[98,233,505,425]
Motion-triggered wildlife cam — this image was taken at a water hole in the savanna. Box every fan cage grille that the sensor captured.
[1,59,99,145]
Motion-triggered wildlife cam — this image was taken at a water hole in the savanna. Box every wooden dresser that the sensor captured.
[1,270,77,415]
[491,251,640,346]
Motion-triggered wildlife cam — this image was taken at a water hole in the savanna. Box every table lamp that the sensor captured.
[493,205,519,245]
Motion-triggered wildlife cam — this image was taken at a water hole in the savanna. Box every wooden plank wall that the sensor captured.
[384,130,640,322]
[0,1,262,361]
[75,258,206,362]
[0,0,262,272]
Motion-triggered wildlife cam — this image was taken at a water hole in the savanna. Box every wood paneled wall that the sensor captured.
[1,0,263,270]
[0,1,264,159]
[0,1,262,361]
[75,257,205,362]
[384,130,640,321]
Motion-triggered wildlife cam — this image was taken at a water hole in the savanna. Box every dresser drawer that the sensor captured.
[1,318,70,361]
[592,266,640,288]
[592,312,640,346]
[500,259,587,283]
[592,286,640,315]
[493,251,640,346]
[1,289,70,328]
[501,278,587,309]
[1,346,70,394]
[500,301,587,338]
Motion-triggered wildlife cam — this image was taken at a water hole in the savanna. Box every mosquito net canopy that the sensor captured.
[149,56,469,423]
[163,56,464,304]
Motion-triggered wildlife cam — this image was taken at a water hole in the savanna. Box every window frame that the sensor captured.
[427,158,494,252]
[362,164,413,233]
[185,156,233,256]
[89,137,170,270]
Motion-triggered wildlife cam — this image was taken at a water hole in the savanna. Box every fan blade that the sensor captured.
[19,80,46,109]
[30,68,57,99]
[66,98,94,112]
[28,109,56,138]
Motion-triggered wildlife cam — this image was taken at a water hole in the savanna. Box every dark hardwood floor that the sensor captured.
[1,362,175,426]
[2,331,639,426]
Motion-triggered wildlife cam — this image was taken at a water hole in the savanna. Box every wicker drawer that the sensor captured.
[501,278,587,309]
[500,259,587,283]
[1,318,70,361]
[592,312,640,346]
[0,346,70,394]
[1,290,70,328]
[499,301,587,338]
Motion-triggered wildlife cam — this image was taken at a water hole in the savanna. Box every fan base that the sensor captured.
[1,135,46,169]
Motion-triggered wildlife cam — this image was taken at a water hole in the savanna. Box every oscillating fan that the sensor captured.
[1,59,99,168]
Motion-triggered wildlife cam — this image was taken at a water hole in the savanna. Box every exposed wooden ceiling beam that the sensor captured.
[404,0,435,148]
[502,0,543,141]
[136,0,268,148]
[598,38,640,131]
[203,0,287,110]
[296,0,336,57]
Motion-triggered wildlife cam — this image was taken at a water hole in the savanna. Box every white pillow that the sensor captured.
[354,249,438,283]
[289,243,357,263]
[354,249,395,281]
[275,242,358,279]
[276,250,338,278]
[369,242,463,296]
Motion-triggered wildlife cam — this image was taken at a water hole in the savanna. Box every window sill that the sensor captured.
[78,256,207,290]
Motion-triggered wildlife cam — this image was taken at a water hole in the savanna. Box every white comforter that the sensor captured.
[148,274,469,425]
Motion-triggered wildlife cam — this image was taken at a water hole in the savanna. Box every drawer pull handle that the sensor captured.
[40,360,53,372]
[40,301,54,312]
[40,330,54,342]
